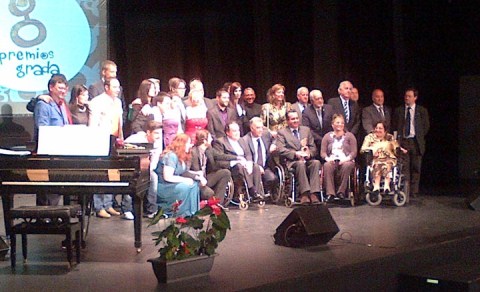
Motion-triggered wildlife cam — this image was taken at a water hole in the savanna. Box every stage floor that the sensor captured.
[1,194,480,291]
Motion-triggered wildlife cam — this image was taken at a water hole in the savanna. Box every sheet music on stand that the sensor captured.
[37,125,111,156]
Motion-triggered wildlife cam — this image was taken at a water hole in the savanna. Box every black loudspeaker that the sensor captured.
[0,236,9,261]
[467,195,480,211]
[274,205,339,248]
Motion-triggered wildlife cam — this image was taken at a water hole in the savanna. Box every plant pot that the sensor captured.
[148,254,216,283]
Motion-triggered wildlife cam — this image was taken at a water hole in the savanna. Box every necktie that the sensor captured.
[343,101,349,123]
[379,106,385,118]
[405,107,411,137]
[293,129,299,140]
[316,108,323,128]
[256,138,264,167]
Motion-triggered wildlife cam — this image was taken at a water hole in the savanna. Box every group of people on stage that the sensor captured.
[29,60,429,218]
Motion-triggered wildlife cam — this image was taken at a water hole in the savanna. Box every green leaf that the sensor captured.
[147,208,165,227]
[196,206,212,217]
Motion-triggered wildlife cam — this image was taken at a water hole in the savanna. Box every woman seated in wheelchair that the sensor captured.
[360,121,406,194]
[321,114,357,201]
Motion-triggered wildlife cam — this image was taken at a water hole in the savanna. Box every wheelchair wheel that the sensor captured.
[224,177,235,206]
[365,192,382,206]
[285,197,294,208]
[239,200,249,210]
[271,166,285,204]
[393,191,407,207]
[258,200,266,208]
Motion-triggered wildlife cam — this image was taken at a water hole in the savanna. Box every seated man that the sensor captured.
[242,117,277,195]
[321,114,357,201]
[213,121,264,200]
[124,120,163,219]
[276,110,322,205]
[188,129,232,206]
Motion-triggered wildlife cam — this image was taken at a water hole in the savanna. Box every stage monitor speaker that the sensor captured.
[466,194,480,211]
[274,205,339,248]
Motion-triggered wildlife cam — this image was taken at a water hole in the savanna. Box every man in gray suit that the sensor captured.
[362,89,392,134]
[393,88,430,196]
[276,110,322,205]
[291,86,309,124]
[327,81,361,135]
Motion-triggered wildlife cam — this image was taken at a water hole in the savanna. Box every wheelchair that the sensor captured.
[274,158,327,208]
[321,160,360,207]
[224,176,266,210]
[362,151,408,207]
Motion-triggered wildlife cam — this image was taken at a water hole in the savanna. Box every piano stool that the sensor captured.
[8,204,82,270]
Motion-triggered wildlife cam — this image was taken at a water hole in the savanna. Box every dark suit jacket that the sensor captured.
[212,137,252,169]
[189,145,230,175]
[242,102,262,134]
[327,96,361,135]
[88,80,127,123]
[207,105,237,140]
[362,104,391,134]
[291,102,307,124]
[302,104,334,148]
[392,104,430,155]
[276,126,317,162]
[242,131,274,168]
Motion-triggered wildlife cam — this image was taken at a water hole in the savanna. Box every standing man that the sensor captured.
[328,81,361,136]
[393,88,430,197]
[34,73,72,206]
[88,60,127,125]
[362,89,391,134]
[276,110,322,205]
[243,117,278,195]
[241,87,262,134]
[302,89,334,158]
[88,77,124,218]
[291,86,309,123]
[207,89,237,140]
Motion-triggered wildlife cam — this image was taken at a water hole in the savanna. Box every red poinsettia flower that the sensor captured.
[199,200,208,209]
[181,242,190,255]
[210,204,221,216]
[176,217,187,224]
[172,200,182,213]
[207,196,220,207]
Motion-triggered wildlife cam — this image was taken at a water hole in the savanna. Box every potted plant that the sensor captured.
[147,196,230,283]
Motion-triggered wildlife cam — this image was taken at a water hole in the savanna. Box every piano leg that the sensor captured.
[133,193,143,252]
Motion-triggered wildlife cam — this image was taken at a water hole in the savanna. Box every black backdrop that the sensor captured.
[108,0,480,189]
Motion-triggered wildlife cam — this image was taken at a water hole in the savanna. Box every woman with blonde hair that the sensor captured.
[261,83,292,137]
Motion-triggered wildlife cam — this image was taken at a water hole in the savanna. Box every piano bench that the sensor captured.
[9,205,82,270]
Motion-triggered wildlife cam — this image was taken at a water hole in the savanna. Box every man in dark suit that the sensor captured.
[187,129,231,206]
[327,80,361,136]
[291,86,309,124]
[88,60,127,125]
[242,87,262,134]
[242,117,277,194]
[207,89,237,140]
[392,87,430,196]
[362,89,392,134]
[213,121,264,199]
[302,89,334,158]
[277,110,322,205]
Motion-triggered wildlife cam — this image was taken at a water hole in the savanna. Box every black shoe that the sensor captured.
[337,192,345,199]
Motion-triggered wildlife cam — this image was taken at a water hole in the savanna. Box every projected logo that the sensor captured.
[0,0,91,92]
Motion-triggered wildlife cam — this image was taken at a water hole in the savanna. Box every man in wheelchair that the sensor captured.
[321,114,357,202]
[276,110,322,205]
[213,121,264,200]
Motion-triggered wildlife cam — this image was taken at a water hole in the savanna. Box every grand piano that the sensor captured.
[0,153,150,251]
